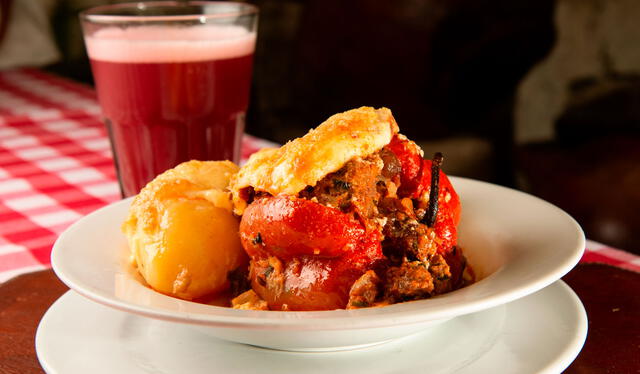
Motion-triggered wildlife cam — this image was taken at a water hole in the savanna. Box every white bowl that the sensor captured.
[51,177,585,351]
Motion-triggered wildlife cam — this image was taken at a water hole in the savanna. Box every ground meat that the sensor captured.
[378,196,438,263]
[384,261,434,301]
[299,154,383,227]
[293,146,467,307]
[379,148,402,181]
[429,254,453,294]
[347,270,381,309]
[381,214,420,263]
[442,246,468,289]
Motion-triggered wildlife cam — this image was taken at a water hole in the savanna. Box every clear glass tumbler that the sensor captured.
[80,2,258,197]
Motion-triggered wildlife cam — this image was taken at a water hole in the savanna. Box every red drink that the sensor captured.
[85,25,255,196]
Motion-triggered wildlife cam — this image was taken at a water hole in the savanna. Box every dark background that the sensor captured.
[2,0,639,253]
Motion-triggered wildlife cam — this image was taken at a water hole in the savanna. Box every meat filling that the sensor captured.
[296,146,467,306]
[298,154,383,230]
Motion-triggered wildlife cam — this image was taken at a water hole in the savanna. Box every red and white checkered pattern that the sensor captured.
[0,68,638,282]
[582,240,640,273]
[0,68,276,281]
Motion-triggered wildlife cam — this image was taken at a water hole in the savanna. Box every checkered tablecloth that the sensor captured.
[0,68,638,282]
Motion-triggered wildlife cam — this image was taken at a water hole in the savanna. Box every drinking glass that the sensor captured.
[80,1,258,197]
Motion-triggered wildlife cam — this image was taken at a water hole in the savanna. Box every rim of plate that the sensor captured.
[51,177,585,330]
[36,281,588,374]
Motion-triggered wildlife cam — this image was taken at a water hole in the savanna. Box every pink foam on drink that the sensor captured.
[85,25,256,63]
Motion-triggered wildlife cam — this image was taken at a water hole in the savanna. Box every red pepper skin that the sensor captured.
[387,135,461,253]
[240,196,368,260]
[386,135,423,197]
[240,136,464,309]
[250,232,384,311]
[414,159,460,253]
[240,196,384,310]
[416,159,461,226]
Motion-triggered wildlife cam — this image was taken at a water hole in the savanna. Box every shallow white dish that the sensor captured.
[50,177,585,350]
[36,281,587,373]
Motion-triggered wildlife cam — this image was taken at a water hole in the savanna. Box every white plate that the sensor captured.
[50,177,585,350]
[36,281,587,374]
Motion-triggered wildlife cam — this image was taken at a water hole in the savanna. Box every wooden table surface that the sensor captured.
[1,264,638,373]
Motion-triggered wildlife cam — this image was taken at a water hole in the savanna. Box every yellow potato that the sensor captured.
[122,160,248,300]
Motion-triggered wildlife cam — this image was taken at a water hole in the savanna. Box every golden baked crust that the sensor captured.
[230,107,399,214]
[127,160,239,218]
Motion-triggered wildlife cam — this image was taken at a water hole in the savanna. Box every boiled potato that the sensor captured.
[122,160,248,300]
